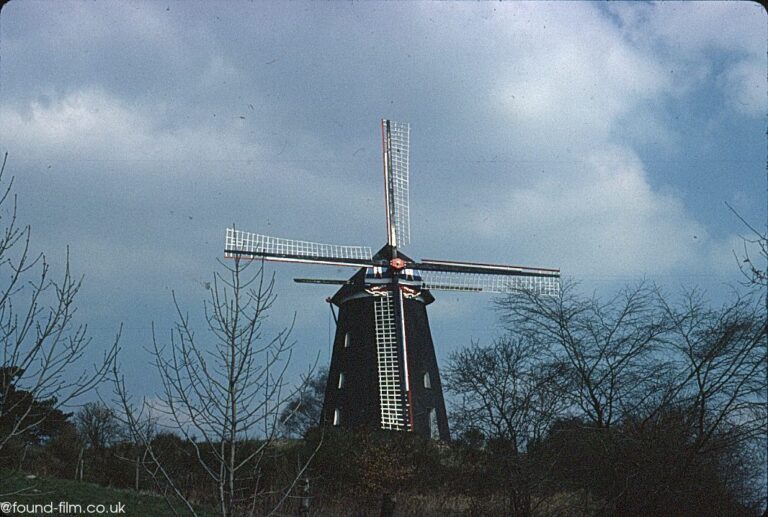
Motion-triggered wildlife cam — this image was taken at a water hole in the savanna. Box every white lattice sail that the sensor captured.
[225,228,373,265]
[383,120,411,247]
[419,270,560,295]
[374,292,409,431]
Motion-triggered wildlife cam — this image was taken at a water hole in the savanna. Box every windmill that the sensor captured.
[224,120,560,440]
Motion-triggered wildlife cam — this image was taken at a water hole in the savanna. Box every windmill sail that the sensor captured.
[417,269,560,295]
[225,228,373,267]
[382,120,411,248]
[413,258,560,295]
[373,291,409,430]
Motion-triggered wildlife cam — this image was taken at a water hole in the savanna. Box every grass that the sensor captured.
[0,469,213,516]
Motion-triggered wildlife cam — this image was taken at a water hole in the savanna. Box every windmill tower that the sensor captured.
[225,120,560,440]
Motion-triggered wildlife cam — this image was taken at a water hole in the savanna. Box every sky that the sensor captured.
[0,1,765,405]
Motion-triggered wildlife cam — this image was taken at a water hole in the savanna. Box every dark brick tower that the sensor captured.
[321,250,450,440]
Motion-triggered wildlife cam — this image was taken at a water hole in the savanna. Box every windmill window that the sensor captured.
[423,372,432,389]
[429,408,439,439]
[344,331,352,348]
[333,409,341,426]
[338,372,345,389]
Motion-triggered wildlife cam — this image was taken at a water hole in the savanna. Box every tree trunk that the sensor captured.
[76,446,84,481]
[134,453,140,491]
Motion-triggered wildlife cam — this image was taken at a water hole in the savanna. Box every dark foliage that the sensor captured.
[533,413,760,515]
[279,368,328,438]
[0,367,71,468]
[7,280,765,516]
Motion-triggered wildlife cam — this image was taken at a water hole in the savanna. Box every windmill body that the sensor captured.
[225,120,559,439]
[322,247,450,439]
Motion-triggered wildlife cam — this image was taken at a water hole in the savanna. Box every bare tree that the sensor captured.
[658,289,766,460]
[727,202,767,289]
[0,153,118,464]
[446,337,564,450]
[445,336,566,516]
[110,411,157,492]
[113,257,318,516]
[71,401,122,483]
[489,280,766,512]
[497,280,670,428]
[75,401,121,451]
[725,202,768,515]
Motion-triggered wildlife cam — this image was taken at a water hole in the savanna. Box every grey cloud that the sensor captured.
[0,1,763,400]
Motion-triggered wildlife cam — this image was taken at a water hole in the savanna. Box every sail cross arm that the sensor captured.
[415,258,560,278]
[293,278,352,285]
[224,228,374,267]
